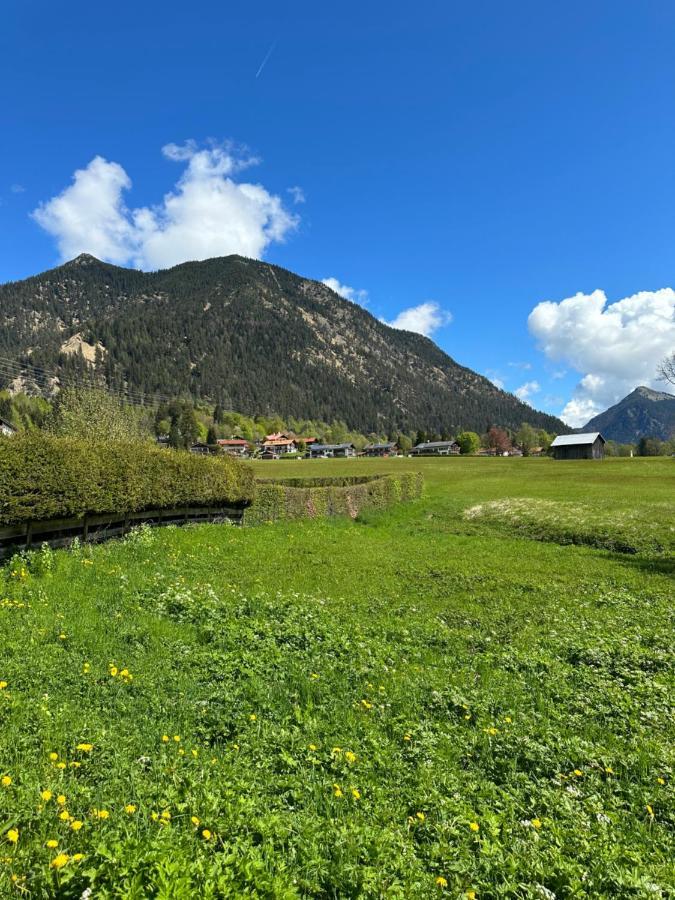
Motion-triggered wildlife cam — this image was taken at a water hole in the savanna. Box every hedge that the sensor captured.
[0,433,255,527]
[245,472,423,526]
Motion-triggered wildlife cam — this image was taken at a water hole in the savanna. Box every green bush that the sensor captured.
[0,433,255,527]
[246,471,423,525]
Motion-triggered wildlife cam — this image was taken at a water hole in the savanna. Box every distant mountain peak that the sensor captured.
[585,386,675,442]
[66,253,103,267]
[633,385,674,402]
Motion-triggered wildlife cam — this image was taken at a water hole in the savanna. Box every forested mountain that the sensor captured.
[0,253,568,434]
[584,386,675,442]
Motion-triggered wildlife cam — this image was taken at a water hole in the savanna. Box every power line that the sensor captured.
[0,354,177,408]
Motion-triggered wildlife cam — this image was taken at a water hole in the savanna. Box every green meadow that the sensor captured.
[0,457,673,898]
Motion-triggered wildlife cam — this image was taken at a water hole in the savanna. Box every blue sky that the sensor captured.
[2,0,675,424]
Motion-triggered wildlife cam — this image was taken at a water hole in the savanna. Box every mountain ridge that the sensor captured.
[0,254,569,435]
[584,386,675,442]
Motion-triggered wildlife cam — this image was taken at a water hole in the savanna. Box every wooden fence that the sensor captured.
[0,504,248,561]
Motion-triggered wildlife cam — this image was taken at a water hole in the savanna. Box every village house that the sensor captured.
[0,417,17,438]
[550,432,606,460]
[363,442,398,457]
[310,443,357,459]
[262,438,298,456]
[409,440,460,456]
[217,438,251,458]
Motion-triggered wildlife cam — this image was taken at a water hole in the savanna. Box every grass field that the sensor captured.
[0,457,673,898]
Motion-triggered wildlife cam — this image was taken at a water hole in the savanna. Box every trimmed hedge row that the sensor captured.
[0,433,255,527]
[245,471,423,526]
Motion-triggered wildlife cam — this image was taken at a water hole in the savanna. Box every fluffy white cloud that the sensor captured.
[529,288,675,426]
[321,277,368,305]
[32,142,298,269]
[514,380,540,403]
[383,302,452,338]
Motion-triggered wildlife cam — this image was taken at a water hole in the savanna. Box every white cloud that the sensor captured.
[383,302,452,338]
[529,288,675,426]
[508,361,532,370]
[514,380,540,403]
[32,142,298,270]
[287,186,305,204]
[491,376,505,390]
[321,277,368,305]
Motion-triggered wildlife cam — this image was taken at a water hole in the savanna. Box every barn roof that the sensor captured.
[550,432,605,447]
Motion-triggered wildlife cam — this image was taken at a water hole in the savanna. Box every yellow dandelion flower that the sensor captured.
[72,853,84,862]
[41,790,53,802]
[82,663,91,674]
[436,876,448,888]
[191,816,200,826]
[403,733,411,741]
[0,682,7,690]
[160,810,171,820]
[657,777,665,785]
[58,810,70,821]
[70,761,81,768]
[56,761,66,769]
[351,788,361,800]
[605,767,614,775]
[573,769,583,777]
[345,751,357,764]
[331,747,342,756]
[464,714,471,720]
[151,812,159,821]
[308,744,318,751]
[333,784,343,798]
[56,795,66,806]
[120,669,129,678]
[646,804,654,817]
[191,749,198,758]
[531,818,542,829]
[173,735,180,742]
[70,820,83,831]
[466,892,477,900]
[45,839,58,849]
[249,714,256,721]
[310,673,319,679]
[416,811,426,822]
[1,776,11,787]
[50,853,69,869]
[125,804,136,814]
[48,752,59,762]
[93,809,109,820]
[76,743,93,753]
[202,829,212,840]
[484,727,498,736]
[6,829,18,844]
[469,821,480,832]
[161,734,169,742]
[360,699,373,709]
[178,748,185,756]
[504,716,512,723]
[109,666,118,677]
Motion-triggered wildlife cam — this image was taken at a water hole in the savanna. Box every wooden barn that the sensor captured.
[550,432,606,460]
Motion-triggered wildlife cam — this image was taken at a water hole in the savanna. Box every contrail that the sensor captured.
[255,39,277,78]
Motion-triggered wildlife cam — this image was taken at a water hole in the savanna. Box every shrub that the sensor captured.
[0,433,255,527]
[246,472,423,526]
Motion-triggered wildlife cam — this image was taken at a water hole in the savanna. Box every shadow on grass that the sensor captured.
[610,553,675,578]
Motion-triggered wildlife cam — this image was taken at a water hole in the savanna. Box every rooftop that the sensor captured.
[550,432,604,447]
